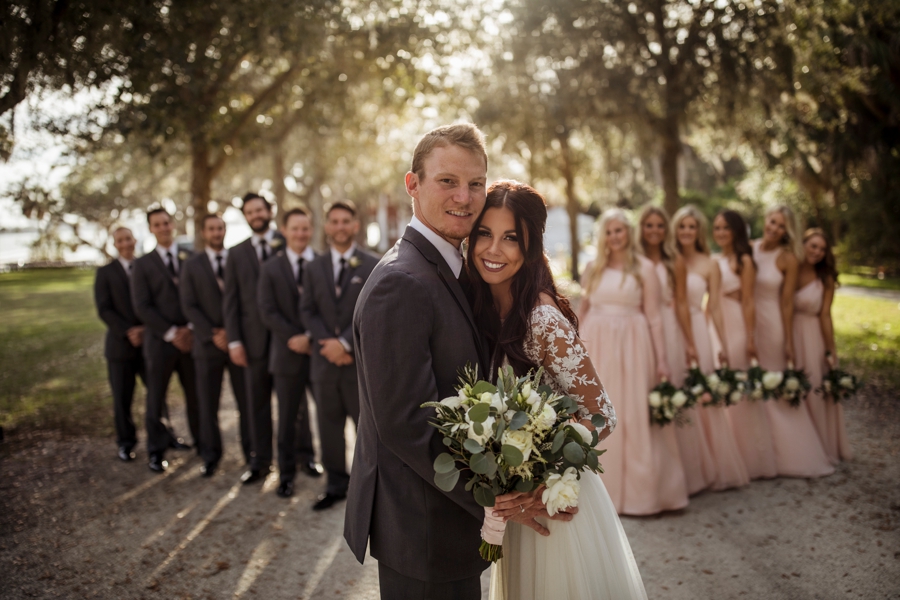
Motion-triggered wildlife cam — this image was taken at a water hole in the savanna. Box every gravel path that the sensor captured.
[1,383,898,600]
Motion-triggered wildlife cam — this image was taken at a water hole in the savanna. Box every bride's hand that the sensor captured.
[491,490,539,520]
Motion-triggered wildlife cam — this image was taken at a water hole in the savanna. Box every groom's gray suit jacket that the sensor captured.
[344,226,489,582]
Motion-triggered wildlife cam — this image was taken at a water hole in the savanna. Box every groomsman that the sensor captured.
[94,227,145,462]
[179,214,250,477]
[258,207,320,498]
[301,201,378,510]
[131,208,199,473]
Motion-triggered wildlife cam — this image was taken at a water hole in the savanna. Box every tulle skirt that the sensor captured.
[489,472,648,600]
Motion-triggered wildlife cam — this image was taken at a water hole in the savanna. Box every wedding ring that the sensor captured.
[519,504,524,513]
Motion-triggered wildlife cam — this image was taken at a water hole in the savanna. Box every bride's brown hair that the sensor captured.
[465,180,578,377]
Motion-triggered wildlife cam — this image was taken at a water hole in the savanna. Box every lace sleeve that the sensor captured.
[523,305,617,441]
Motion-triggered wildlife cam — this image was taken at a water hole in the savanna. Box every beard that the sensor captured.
[249,218,270,234]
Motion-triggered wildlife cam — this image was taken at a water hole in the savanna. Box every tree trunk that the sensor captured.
[659,113,681,216]
[272,140,287,217]
[558,132,582,282]
[190,138,212,251]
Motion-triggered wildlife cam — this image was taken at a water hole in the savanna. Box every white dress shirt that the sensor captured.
[285,246,316,282]
[330,243,357,281]
[205,247,228,278]
[252,229,276,261]
[117,257,133,276]
[155,243,180,274]
[408,216,463,278]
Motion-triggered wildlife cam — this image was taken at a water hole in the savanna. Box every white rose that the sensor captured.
[735,371,748,382]
[568,422,593,445]
[751,388,764,400]
[490,393,506,413]
[534,403,557,431]
[717,383,731,396]
[502,429,534,461]
[672,391,688,407]
[541,467,581,516]
[526,390,542,408]
[785,377,800,392]
[466,413,495,446]
[729,391,743,404]
[823,380,832,392]
[664,407,674,420]
[479,392,493,404]
[762,371,783,390]
[691,384,705,397]
[439,395,462,409]
[521,383,532,399]
[707,373,721,387]
[648,391,663,408]
[839,376,853,389]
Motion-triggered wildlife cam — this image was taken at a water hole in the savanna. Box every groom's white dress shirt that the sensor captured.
[408,216,463,278]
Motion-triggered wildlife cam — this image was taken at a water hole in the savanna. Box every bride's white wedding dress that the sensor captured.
[489,304,648,600]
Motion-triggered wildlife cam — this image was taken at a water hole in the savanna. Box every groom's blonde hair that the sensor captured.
[410,123,488,180]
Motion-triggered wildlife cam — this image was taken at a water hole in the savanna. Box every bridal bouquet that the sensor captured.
[683,362,714,406]
[705,365,747,407]
[819,368,860,402]
[422,365,607,562]
[777,363,812,407]
[746,358,778,401]
[648,379,689,426]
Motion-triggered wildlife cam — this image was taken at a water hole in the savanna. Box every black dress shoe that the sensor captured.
[312,492,346,511]
[117,447,135,462]
[276,480,294,498]
[200,462,217,478]
[300,460,324,478]
[169,438,192,451]
[240,467,269,485]
[148,453,168,473]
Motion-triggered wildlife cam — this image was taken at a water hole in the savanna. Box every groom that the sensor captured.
[345,124,549,599]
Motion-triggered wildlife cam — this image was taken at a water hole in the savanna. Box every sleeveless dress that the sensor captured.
[793,279,852,464]
[752,242,834,478]
[713,255,778,479]
[489,304,647,600]
[684,270,750,490]
[580,257,689,515]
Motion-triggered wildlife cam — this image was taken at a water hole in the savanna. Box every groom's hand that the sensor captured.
[491,491,550,536]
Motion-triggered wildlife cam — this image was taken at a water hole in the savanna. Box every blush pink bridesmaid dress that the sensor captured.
[714,255,778,479]
[793,278,852,464]
[657,263,716,495]
[581,257,689,515]
[685,270,750,490]
[753,242,834,478]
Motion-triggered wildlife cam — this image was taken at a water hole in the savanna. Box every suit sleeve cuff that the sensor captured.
[163,326,178,342]
[338,337,351,353]
[228,341,243,350]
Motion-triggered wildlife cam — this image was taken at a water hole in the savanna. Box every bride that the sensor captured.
[464,180,647,600]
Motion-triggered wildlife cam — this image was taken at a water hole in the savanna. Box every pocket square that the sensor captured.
[350,276,364,284]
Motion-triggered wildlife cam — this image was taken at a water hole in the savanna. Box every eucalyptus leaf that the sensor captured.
[591,413,607,429]
[472,381,498,396]
[465,478,476,491]
[442,437,453,447]
[508,411,529,431]
[591,430,599,447]
[470,452,493,474]
[537,384,555,397]
[463,439,484,454]
[515,479,535,493]
[474,485,496,507]
[501,444,524,467]
[468,403,490,423]
[563,441,585,466]
[434,453,456,474]
[484,452,498,477]
[551,430,566,453]
[434,468,460,492]
[586,449,599,470]
[495,417,506,441]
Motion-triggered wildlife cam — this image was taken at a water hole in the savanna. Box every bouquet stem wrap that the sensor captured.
[480,507,506,561]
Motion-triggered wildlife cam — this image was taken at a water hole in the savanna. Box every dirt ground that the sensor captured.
[1,382,898,600]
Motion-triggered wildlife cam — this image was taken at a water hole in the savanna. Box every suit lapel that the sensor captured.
[278,254,300,300]
[200,253,222,294]
[150,250,177,286]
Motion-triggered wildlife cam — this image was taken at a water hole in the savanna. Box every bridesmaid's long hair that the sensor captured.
[582,208,643,293]
[638,205,676,291]
[765,205,804,259]
[803,228,839,285]
[672,204,710,255]
[466,180,578,377]
[717,210,756,274]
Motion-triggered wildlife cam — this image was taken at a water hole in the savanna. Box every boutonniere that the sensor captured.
[269,238,284,250]
[348,256,361,269]
[177,251,188,262]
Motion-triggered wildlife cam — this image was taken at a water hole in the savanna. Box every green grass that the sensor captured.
[832,294,900,391]
[839,273,900,292]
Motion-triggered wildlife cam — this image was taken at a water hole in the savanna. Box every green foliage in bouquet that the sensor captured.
[682,363,714,407]
[818,368,861,402]
[705,366,747,407]
[746,358,778,401]
[648,379,690,426]
[778,364,813,408]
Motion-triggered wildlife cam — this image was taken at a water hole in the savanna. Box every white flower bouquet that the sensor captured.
[648,379,689,426]
[705,364,746,407]
[422,365,607,562]
[818,368,860,402]
[682,362,714,407]
[777,362,812,407]
[746,358,777,401]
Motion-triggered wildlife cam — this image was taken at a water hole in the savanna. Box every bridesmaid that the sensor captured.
[711,210,778,479]
[672,206,749,491]
[638,206,716,495]
[753,206,833,478]
[580,208,689,515]
[795,228,852,464]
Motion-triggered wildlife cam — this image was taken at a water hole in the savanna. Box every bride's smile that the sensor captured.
[473,206,524,286]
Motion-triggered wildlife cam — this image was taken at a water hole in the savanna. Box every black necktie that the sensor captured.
[295,257,305,286]
[215,254,224,279]
[336,257,348,293]
[260,240,268,262]
[166,251,177,277]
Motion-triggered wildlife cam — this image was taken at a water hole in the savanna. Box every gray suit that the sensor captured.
[131,250,200,455]
[344,227,489,590]
[94,260,144,450]
[223,234,281,471]
[301,247,378,495]
[257,251,316,483]
[180,252,250,466]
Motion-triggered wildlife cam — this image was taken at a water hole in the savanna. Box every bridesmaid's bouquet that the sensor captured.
[819,368,860,402]
[777,362,812,407]
[683,362,715,406]
[705,365,746,407]
[746,358,778,401]
[422,365,607,562]
[648,379,689,426]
